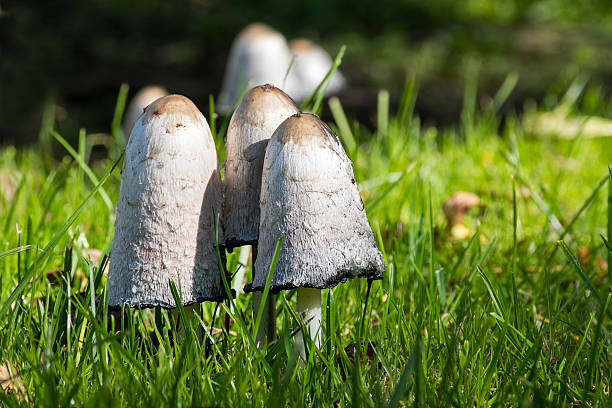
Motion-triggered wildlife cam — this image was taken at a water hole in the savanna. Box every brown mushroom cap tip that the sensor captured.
[289,38,315,53]
[240,22,280,41]
[141,94,201,125]
[123,85,169,138]
[274,112,338,147]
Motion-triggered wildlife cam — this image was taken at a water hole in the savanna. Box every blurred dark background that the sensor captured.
[3,0,612,145]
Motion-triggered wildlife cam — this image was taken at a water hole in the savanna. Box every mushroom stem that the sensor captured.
[252,245,276,349]
[295,287,321,360]
[253,291,276,349]
[231,245,251,312]
[173,304,203,345]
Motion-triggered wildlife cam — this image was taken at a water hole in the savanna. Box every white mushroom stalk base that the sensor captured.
[253,292,276,349]
[172,304,203,345]
[295,287,321,360]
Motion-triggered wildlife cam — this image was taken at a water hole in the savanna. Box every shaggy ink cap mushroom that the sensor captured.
[249,113,384,356]
[217,23,294,115]
[223,84,300,249]
[108,94,227,309]
[248,113,385,293]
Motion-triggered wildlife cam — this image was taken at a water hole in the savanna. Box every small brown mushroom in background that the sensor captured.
[247,113,385,358]
[217,23,294,115]
[442,192,482,239]
[108,95,226,317]
[122,85,169,140]
[223,84,300,348]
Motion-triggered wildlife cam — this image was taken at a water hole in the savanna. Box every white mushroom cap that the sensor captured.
[248,113,385,292]
[288,38,347,102]
[122,85,169,139]
[108,94,226,309]
[217,23,294,115]
[223,84,300,249]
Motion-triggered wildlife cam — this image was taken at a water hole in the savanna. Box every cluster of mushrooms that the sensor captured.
[107,25,383,356]
[108,85,385,355]
[217,22,346,114]
[123,22,346,141]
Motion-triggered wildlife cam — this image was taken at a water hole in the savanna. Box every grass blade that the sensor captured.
[209,94,217,140]
[490,72,519,113]
[558,240,602,304]
[213,214,271,373]
[301,45,346,114]
[377,89,389,138]
[584,293,610,397]
[253,236,282,343]
[2,174,26,234]
[388,336,422,408]
[606,166,612,282]
[0,245,33,259]
[51,130,113,210]
[111,83,130,147]
[329,96,356,153]
[396,75,418,128]
[0,151,123,320]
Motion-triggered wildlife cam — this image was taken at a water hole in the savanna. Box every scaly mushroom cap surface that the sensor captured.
[108,94,225,309]
[217,23,294,115]
[223,84,300,249]
[248,113,385,292]
[288,38,347,102]
[122,85,169,139]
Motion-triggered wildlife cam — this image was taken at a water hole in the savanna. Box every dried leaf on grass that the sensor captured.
[0,360,25,398]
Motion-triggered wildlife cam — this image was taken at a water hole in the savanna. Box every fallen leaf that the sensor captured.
[82,248,103,265]
[0,360,25,397]
[578,247,591,265]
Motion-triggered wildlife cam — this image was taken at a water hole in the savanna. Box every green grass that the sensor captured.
[0,77,611,407]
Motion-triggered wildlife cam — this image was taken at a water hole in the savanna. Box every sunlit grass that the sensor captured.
[0,76,610,406]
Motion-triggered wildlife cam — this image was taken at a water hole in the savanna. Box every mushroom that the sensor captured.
[224,84,300,248]
[442,191,481,225]
[247,113,385,357]
[223,84,300,347]
[108,94,226,317]
[217,23,294,115]
[122,85,169,139]
[288,38,347,102]
[442,192,483,239]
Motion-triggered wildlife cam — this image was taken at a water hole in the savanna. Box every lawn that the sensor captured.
[0,77,610,406]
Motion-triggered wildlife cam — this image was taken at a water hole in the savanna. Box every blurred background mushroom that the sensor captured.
[122,85,168,140]
[247,113,385,358]
[288,38,346,102]
[5,2,612,147]
[216,23,347,115]
[108,94,226,330]
[217,23,294,115]
[442,191,484,240]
